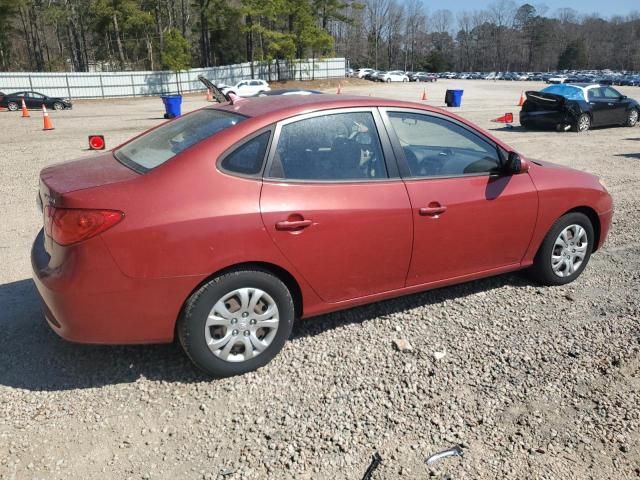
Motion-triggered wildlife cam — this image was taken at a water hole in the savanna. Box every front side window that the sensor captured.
[387,112,501,178]
[115,109,245,171]
[268,111,387,181]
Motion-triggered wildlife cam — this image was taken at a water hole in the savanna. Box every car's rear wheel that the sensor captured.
[178,268,295,377]
[7,102,18,111]
[625,108,638,127]
[573,113,591,132]
[53,102,64,111]
[386,78,391,83]
[529,212,594,286]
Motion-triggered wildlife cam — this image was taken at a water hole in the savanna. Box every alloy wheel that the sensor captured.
[551,224,589,277]
[204,287,279,363]
[577,114,590,132]
[628,109,638,126]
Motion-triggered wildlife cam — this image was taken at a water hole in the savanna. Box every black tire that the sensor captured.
[53,102,64,111]
[573,113,591,132]
[178,268,295,377]
[625,108,638,127]
[386,78,391,83]
[529,212,594,286]
[7,102,19,111]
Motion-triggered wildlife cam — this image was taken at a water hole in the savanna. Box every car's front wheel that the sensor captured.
[573,113,591,132]
[7,102,19,111]
[178,268,295,377]
[625,108,638,127]
[529,212,594,286]
[386,78,391,83]
[53,102,64,111]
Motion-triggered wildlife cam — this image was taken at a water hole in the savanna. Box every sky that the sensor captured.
[418,0,639,18]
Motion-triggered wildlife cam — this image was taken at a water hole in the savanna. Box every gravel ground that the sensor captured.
[1,80,639,479]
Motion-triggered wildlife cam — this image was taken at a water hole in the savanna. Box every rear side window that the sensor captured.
[220,131,271,175]
[115,109,245,171]
[268,112,387,181]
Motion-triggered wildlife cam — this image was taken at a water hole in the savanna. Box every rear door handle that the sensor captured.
[419,206,447,216]
[275,219,313,231]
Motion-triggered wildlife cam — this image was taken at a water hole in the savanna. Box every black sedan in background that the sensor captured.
[0,91,72,111]
[520,83,639,132]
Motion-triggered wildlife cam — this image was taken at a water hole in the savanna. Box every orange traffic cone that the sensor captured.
[336,83,341,94]
[421,88,428,101]
[491,112,514,124]
[206,89,213,102]
[517,91,526,106]
[42,105,54,131]
[21,98,30,118]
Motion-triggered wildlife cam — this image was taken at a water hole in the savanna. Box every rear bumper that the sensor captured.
[520,110,570,129]
[31,229,199,344]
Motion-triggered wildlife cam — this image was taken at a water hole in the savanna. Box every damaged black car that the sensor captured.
[520,84,639,132]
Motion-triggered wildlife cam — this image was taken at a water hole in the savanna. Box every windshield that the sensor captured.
[541,85,585,101]
[115,109,246,171]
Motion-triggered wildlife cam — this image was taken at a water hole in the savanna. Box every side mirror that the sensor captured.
[620,95,627,100]
[506,151,529,174]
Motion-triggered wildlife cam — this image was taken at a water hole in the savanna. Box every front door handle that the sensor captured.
[419,205,447,216]
[275,219,313,231]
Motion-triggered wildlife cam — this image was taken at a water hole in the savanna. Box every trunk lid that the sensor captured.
[40,152,138,198]
[524,91,565,110]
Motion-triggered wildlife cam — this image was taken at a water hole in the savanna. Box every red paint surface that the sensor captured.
[32,95,614,344]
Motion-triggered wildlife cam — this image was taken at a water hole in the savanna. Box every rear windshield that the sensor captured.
[541,84,585,101]
[115,109,246,171]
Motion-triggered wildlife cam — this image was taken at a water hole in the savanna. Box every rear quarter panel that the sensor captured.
[67,118,323,313]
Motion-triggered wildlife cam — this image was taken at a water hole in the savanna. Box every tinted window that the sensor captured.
[602,87,621,98]
[221,131,271,175]
[268,112,387,181]
[387,112,501,178]
[115,109,245,171]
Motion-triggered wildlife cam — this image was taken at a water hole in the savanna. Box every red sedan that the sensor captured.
[32,95,613,377]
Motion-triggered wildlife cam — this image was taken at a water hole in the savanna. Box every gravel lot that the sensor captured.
[1,79,639,479]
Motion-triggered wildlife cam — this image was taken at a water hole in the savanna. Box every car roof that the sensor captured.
[211,94,438,120]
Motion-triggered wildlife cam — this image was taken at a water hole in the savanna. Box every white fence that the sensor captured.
[0,58,346,99]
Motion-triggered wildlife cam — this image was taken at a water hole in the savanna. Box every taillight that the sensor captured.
[45,207,124,246]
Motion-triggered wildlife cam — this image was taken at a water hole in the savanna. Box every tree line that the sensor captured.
[0,0,638,74]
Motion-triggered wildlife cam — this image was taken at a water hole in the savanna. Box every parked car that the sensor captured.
[345,68,354,77]
[217,79,270,97]
[547,75,568,84]
[356,68,374,78]
[412,72,437,82]
[378,70,409,82]
[363,70,379,81]
[32,94,613,377]
[520,83,639,132]
[257,89,322,96]
[0,91,72,111]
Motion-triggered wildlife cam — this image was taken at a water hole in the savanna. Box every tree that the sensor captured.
[162,27,191,92]
[557,38,588,69]
[0,0,19,70]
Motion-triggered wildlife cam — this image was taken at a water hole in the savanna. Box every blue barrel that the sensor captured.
[445,89,464,107]
[161,95,182,119]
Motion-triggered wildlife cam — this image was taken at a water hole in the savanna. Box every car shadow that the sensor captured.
[488,125,527,132]
[614,153,640,159]
[0,273,530,391]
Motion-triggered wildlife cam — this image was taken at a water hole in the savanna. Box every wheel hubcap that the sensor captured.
[204,288,279,363]
[630,110,638,124]
[578,116,589,131]
[551,224,588,277]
